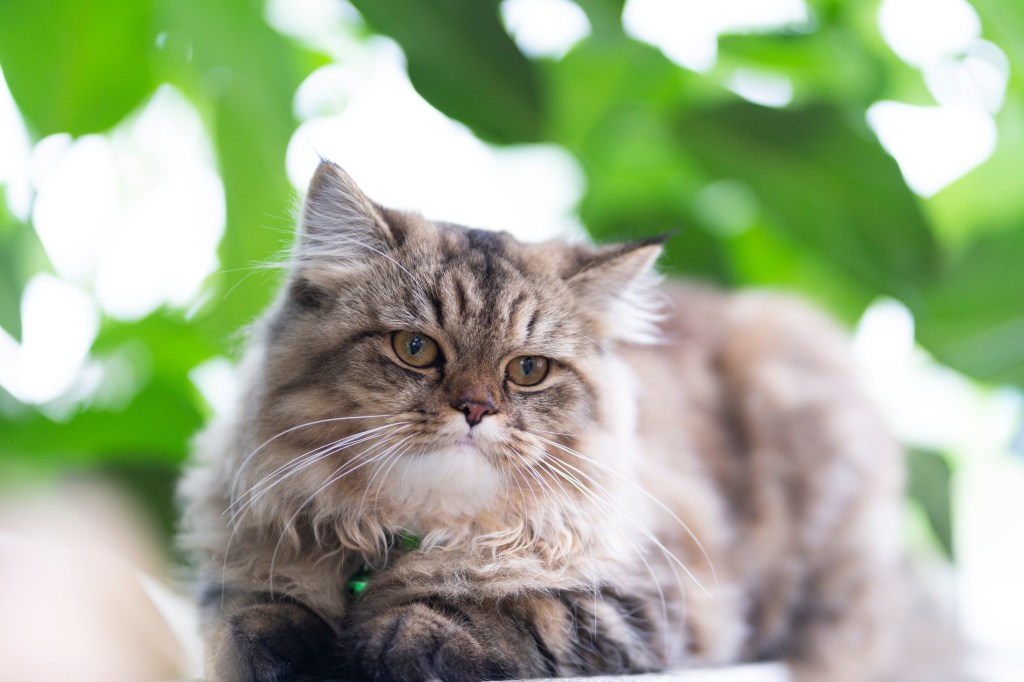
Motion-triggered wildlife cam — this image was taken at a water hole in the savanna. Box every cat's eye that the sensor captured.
[391,331,441,368]
[506,356,550,387]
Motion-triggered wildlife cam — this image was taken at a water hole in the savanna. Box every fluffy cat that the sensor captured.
[179,161,918,681]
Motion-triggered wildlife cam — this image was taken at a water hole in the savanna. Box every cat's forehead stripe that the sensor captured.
[426,288,445,329]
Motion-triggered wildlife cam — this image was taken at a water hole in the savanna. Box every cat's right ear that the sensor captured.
[286,162,399,310]
[297,160,399,262]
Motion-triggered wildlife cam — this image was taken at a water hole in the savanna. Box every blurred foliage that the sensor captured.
[0,0,1021,559]
[907,449,954,559]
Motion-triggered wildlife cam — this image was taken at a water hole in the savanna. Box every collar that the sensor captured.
[346,531,420,596]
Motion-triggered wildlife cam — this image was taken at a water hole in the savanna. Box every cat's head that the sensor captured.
[237,161,664,556]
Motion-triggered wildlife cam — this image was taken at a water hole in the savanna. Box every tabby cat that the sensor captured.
[179,161,919,681]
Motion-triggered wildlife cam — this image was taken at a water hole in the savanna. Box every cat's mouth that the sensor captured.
[445,433,492,461]
[440,416,502,454]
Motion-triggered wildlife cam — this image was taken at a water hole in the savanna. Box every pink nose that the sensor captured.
[454,399,496,427]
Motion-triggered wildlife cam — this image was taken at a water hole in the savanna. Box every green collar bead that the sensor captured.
[345,531,420,597]
[346,564,372,596]
[398,531,420,550]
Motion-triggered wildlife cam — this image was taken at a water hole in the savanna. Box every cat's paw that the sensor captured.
[208,600,340,682]
[341,601,519,682]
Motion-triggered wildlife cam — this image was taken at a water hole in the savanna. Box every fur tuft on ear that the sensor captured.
[295,161,399,273]
[566,237,666,344]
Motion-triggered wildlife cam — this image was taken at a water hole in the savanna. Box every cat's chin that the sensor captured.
[377,445,502,521]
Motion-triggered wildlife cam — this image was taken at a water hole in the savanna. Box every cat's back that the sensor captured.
[625,281,875,476]
[627,280,902,529]
[623,282,905,668]
[622,276,888,466]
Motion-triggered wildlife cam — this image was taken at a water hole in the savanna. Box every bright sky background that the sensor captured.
[0,0,1021,673]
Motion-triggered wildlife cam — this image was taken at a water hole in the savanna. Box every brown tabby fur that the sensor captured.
[179,161,922,681]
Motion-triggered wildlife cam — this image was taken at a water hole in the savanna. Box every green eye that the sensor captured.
[506,356,550,387]
[391,331,440,368]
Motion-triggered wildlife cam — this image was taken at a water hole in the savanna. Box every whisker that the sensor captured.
[228,423,406,517]
[356,435,417,516]
[371,439,418,521]
[571,331,614,356]
[266,434,413,594]
[531,452,681,651]
[227,426,408,527]
[501,451,530,518]
[221,429,407,601]
[528,455,603,631]
[229,414,397,502]
[532,433,719,592]
[537,447,711,598]
[529,428,582,439]
[219,425,401,601]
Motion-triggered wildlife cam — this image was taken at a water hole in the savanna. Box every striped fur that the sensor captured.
[179,162,934,681]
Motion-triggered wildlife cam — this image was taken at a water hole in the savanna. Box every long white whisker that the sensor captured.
[531,455,588,554]
[355,435,417,518]
[532,433,719,592]
[219,425,401,603]
[531,453,681,654]
[525,440,711,599]
[229,423,406,517]
[228,427,407,528]
[224,429,406,601]
[502,452,530,519]
[529,454,604,635]
[267,434,412,595]
[529,428,582,438]
[230,414,396,501]
[532,450,675,647]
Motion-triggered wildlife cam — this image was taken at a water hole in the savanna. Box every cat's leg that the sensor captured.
[784,553,902,682]
[201,586,342,682]
[339,578,674,682]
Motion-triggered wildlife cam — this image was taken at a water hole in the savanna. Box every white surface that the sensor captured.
[546,665,790,681]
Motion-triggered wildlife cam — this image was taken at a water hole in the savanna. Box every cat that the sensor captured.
[178,160,926,681]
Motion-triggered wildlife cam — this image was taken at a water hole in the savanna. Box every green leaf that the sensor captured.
[971,0,1024,96]
[548,37,725,152]
[0,379,204,465]
[572,0,626,39]
[914,226,1024,387]
[0,197,46,340]
[547,38,733,281]
[716,30,931,108]
[157,0,307,342]
[92,309,220,375]
[926,98,1024,248]
[677,102,942,303]
[0,195,51,341]
[907,448,954,560]
[0,310,217,464]
[0,0,156,136]
[349,0,544,144]
[727,223,877,324]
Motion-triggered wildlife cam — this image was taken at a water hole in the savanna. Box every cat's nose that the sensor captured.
[453,399,496,427]
[450,382,498,427]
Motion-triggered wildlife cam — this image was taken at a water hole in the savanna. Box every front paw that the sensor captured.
[208,599,339,682]
[341,600,519,682]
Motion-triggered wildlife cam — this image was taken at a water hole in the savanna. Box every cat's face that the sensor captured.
[236,162,661,540]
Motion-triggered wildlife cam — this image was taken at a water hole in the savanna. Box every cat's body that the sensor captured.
[180,162,913,681]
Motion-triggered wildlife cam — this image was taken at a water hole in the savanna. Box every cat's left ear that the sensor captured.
[297,160,400,260]
[565,236,666,344]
